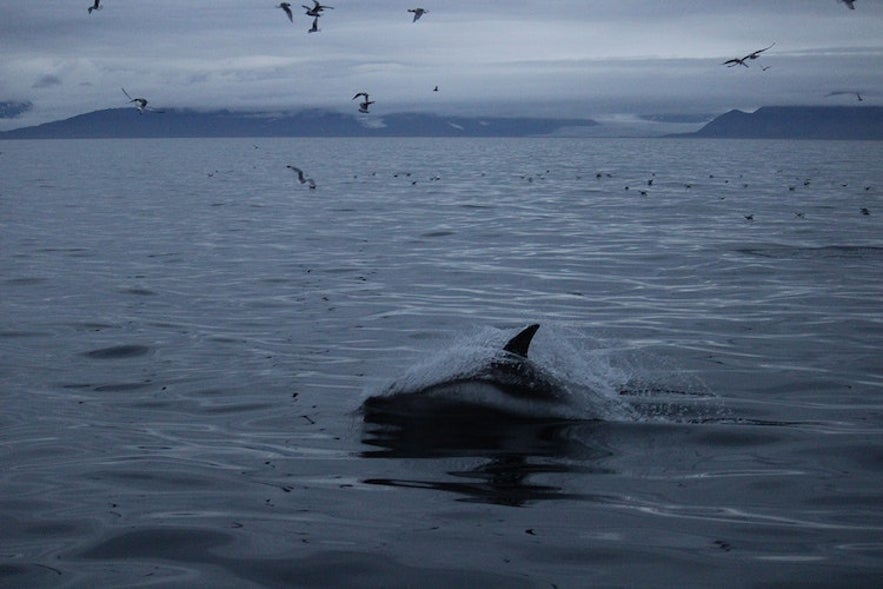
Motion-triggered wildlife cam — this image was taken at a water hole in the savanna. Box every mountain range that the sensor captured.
[1,105,881,140]
[0,108,598,139]
[671,106,883,140]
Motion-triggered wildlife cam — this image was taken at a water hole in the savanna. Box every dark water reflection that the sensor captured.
[361,412,614,506]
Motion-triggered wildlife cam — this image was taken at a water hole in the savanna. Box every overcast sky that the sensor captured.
[1,1,882,130]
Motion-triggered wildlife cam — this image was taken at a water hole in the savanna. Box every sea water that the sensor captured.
[1,137,881,587]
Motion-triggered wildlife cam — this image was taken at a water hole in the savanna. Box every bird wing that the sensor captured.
[747,42,775,59]
[288,166,306,182]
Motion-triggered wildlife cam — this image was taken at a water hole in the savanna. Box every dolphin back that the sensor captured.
[502,324,540,358]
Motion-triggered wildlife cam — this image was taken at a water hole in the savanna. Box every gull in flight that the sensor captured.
[301,0,334,16]
[303,1,333,17]
[286,165,316,189]
[408,8,428,22]
[353,92,375,113]
[826,90,863,102]
[121,88,163,114]
[278,3,293,22]
[723,43,775,68]
[87,0,101,14]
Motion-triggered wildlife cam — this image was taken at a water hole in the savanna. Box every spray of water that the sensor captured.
[366,323,678,422]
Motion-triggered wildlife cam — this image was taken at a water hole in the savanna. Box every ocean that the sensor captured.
[1,137,881,587]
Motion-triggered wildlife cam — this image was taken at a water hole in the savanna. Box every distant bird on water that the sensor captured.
[840,0,856,9]
[87,0,101,14]
[121,88,163,114]
[408,8,428,22]
[278,3,293,22]
[353,92,374,113]
[723,43,775,68]
[287,165,316,189]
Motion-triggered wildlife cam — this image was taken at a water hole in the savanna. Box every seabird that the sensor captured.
[353,92,374,113]
[841,0,856,9]
[278,3,293,22]
[304,0,333,13]
[286,165,317,189]
[723,43,775,68]
[433,85,439,92]
[308,16,320,33]
[303,1,332,17]
[121,88,162,114]
[408,8,428,22]
[87,0,101,14]
[826,90,864,102]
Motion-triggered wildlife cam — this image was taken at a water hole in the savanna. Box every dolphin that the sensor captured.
[362,324,575,424]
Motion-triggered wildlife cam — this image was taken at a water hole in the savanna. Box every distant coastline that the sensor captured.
[0,108,598,140]
[670,106,883,140]
[2,105,882,140]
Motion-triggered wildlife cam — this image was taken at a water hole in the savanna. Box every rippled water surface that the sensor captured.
[2,137,882,587]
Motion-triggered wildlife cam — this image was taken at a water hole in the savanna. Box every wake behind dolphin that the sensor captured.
[361,324,637,424]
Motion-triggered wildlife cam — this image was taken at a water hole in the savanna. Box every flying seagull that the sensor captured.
[826,90,863,102]
[278,3,293,22]
[408,8,428,22]
[303,1,333,17]
[353,92,374,113]
[286,165,316,189]
[87,0,101,14]
[723,43,775,68]
[121,88,163,114]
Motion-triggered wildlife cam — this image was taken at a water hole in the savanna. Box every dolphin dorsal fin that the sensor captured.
[503,324,540,358]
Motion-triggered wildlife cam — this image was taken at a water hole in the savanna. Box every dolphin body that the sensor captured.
[362,324,574,424]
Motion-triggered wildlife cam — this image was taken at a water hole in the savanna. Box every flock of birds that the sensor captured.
[94,1,432,117]
[269,156,875,219]
[274,4,428,109]
[95,2,869,117]
[82,1,870,194]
